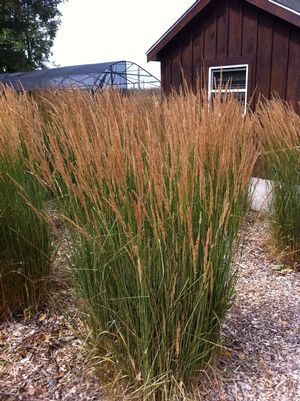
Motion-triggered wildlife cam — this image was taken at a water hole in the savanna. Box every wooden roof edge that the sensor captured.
[146,0,210,62]
[146,0,300,62]
[247,0,300,28]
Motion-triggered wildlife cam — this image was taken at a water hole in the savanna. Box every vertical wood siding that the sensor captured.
[217,0,229,58]
[192,24,204,90]
[159,0,300,112]
[271,21,290,98]
[228,0,243,56]
[181,33,193,86]
[256,13,273,101]
[286,30,300,109]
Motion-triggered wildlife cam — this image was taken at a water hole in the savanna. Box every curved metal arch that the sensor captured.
[0,61,160,92]
[97,61,160,91]
[93,60,127,89]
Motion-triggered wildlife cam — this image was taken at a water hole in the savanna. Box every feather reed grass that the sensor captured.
[0,89,51,320]
[256,98,300,264]
[22,88,258,400]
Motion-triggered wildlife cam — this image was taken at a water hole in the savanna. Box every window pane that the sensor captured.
[211,91,245,103]
[211,68,246,90]
[234,91,246,103]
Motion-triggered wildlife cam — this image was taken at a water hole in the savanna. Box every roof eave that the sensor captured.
[146,0,300,62]
[146,0,211,61]
[247,0,300,28]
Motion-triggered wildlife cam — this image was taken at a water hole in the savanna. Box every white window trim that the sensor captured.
[208,64,249,113]
[268,0,300,16]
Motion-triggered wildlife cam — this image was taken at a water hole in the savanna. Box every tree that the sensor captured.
[0,0,64,73]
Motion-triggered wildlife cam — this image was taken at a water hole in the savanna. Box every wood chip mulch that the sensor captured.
[202,212,300,401]
[0,212,299,401]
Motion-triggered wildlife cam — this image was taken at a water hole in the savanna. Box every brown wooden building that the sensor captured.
[147,0,300,112]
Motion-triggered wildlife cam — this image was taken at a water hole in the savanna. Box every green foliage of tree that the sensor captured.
[0,0,64,73]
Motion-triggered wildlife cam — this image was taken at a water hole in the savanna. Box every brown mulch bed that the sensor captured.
[0,311,103,401]
[202,213,300,401]
[0,212,299,401]
[0,225,104,401]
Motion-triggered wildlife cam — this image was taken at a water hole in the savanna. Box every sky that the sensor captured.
[50,0,195,80]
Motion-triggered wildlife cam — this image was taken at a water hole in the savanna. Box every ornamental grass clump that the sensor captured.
[0,89,51,320]
[31,88,257,400]
[257,99,300,264]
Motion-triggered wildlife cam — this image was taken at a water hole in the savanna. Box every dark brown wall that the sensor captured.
[159,0,300,113]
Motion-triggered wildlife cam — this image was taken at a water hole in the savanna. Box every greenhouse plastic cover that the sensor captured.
[0,61,160,91]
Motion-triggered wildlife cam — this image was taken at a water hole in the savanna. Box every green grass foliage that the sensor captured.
[0,90,51,320]
[32,89,257,400]
[257,99,300,264]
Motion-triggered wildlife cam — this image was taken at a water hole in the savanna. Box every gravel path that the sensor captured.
[0,212,299,401]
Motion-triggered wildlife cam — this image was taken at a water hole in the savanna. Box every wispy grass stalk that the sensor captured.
[256,98,300,263]
[26,88,257,399]
[0,89,52,319]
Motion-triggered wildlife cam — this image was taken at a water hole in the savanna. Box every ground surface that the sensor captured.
[0,213,299,401]
[202,213,300,401]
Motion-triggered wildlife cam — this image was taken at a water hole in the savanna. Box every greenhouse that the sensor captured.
[0,60,160,92]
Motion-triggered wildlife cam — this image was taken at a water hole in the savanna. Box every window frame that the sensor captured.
[208,64,249,113]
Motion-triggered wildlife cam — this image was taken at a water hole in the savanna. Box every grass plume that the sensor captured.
[256,98,300,264]
[23,88,258,399]
[0,88,51,319]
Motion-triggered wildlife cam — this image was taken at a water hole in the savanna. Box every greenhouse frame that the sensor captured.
[0,61,160,92]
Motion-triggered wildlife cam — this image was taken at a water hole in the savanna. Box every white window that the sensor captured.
[208,64,248,113]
